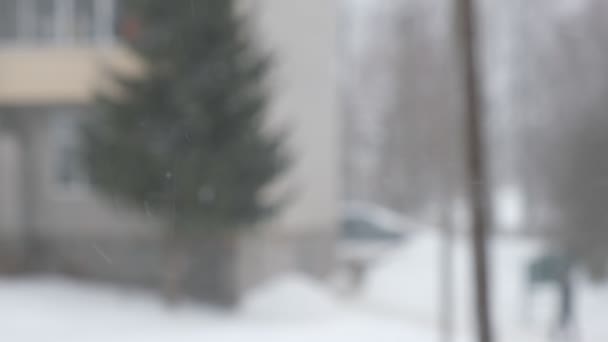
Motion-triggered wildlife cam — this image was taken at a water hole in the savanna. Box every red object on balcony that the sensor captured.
[119,16,142,42]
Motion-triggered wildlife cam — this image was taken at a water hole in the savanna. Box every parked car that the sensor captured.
[333,202,413,292]
[337,201,410,266]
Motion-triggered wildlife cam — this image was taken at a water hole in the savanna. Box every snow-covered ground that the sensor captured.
[1,231,606,341]
[362,232,545,341]
[0,275,441,342]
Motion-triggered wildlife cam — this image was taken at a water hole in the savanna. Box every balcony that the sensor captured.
[0,0,135,105]
[0,47,138,105]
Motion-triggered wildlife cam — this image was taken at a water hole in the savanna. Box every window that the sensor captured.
[51,108,88,191]
[0,0,116,45]
[0,0,18,40]
[74,0,96,42]
[32,0,56,42]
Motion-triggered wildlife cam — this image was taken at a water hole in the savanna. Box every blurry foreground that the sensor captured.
[3,231,608,342]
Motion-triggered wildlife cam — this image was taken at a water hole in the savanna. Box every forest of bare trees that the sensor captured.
[343,1,608,315]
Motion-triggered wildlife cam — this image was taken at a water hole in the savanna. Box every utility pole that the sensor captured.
[455,0,494,342]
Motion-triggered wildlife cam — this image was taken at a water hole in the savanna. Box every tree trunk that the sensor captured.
[439,222,455,342]
[162,232,190,306]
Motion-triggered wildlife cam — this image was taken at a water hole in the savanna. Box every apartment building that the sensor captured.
[0,0,339,303]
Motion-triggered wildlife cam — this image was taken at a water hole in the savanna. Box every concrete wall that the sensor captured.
[0,134,20,234]
[17,229,334,305]
[3,108,162,239]
[0,133,23,270]
[251,0,340,234]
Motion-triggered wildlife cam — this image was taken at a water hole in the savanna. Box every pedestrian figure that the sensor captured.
[551,259,580,342]
[525,252,580,341]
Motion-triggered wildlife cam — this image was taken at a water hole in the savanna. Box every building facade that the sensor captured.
[0,0,339,303]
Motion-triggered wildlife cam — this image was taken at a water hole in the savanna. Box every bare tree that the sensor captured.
[508,0,608,277]
[369,3,466,342]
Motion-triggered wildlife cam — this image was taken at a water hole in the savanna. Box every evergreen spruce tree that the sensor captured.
[81,0,287,303]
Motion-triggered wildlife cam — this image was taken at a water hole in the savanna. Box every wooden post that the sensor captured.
[455,0,494,341]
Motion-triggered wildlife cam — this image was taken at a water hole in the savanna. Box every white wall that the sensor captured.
[252,0,340,233]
